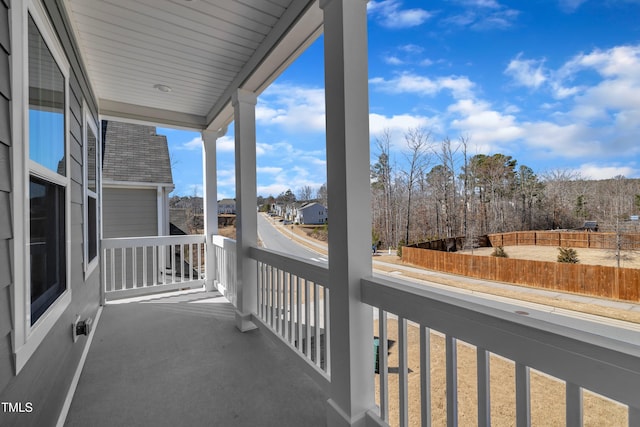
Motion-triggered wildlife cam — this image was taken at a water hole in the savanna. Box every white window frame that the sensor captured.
[11,0,72,374]
[83,103,100,276]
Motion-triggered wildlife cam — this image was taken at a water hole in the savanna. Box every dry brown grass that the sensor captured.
[458,245,640,269]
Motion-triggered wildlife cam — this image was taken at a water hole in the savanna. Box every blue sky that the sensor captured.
[162,0,640,199]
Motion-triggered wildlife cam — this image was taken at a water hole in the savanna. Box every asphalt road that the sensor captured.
[257,213,328,265]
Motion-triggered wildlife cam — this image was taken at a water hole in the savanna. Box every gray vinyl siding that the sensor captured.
[0,1,102,426]
[103,188,159,238]
[0,0,13,397]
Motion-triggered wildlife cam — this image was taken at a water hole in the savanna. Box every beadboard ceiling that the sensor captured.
[64,0,322,130]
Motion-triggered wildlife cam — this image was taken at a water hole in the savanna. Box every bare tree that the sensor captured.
[316,183,328,207]
[402,128,432,245]
[297,185,314,202]
[436,137,459,238]
[540,169,581,229]
[371,129,395,247]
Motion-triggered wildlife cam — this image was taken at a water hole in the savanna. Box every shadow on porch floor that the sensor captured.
[64,289,327,427]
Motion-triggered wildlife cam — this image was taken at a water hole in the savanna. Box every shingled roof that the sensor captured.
[102,120,173,184]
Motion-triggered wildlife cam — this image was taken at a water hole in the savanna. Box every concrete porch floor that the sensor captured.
[64,289,327,427]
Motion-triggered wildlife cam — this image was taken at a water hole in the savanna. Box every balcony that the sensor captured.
[7,1,639,426]
[63,233,640,426]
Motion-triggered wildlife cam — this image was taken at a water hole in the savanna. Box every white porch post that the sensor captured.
[202,129,222,291]
[233,89,258,332]
[321,0,375,426]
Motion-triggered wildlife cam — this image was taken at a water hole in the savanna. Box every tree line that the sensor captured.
[370,128,640,250]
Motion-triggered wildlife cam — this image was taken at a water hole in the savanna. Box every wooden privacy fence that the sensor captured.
[402,247,640,302]
[488,231,640,250]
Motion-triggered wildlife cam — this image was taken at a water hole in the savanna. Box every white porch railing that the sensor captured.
[102,235,206,300]
[249,246,331,390]
[211,235,237,305]
[117,235,639,425]
[361,274,640,427]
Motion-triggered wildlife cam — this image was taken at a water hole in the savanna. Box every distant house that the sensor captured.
[295,202,328,225]
[218,198,236,214]
[272,203,285,217]
[102,121,174,238]
[580,221,599,232]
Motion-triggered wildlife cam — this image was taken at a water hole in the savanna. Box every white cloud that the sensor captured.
[257,183,291,197]
[574,163,638,179]
[257,84,326,133]
[174,136,202,151]
[399,44,425,54]
[384,56,404,66]
[549,44,640,104]
[217,135,235,152]
[456,0,502,8]
[257,166,283,174]
[553,45,640,150]
[443,2,519,31]
[368,0,432,29]
[448,99,524,150]
[175,134,236,153]
[369,113,441,147]
[505,54,547,89]
[558,0,588,13]
[370,72,475,99]
[520,121,598,157]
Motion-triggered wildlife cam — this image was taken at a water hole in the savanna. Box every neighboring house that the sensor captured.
[218,198,236,214]
[580,221,599,232]
[169,208,190,235]
[295,202,328,224]
[102,121,174,238]
[285,202,302,221]
[272,202,286,217]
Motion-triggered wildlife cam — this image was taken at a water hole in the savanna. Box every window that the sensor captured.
[29,176,66,323]
[11,0,71,373]
[84,110,99,274]
[28,13,68,324]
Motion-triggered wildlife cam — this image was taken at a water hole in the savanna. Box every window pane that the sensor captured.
[30,176,66,324]
[88,196,97,262]
[87,127,97,192]
[28,15,65,176]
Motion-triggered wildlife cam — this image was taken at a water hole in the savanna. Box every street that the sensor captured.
[257,213,328,265]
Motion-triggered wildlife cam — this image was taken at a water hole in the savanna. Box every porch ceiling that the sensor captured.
[64,0,323,130]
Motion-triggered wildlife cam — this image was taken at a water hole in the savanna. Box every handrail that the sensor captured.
[361,273,640,425]
[249,246,329,286]
[102,234,205,249]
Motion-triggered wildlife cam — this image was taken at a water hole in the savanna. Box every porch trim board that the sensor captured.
[56,306,104,427]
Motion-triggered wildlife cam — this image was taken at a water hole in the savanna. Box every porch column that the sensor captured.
[202,129,223,291]
[232,89,258,332]
[320,0,375,426]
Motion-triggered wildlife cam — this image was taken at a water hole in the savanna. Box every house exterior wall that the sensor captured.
[0,0,14,401]
[297,203,327,225]
[0,1,101,425]
[103,187,159,238]
[218,198,236,214]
